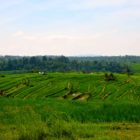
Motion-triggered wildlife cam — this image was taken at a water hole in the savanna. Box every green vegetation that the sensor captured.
[131,63,140,73]
[0,73,140,101]
[0,97,140,140]
[1,55,140,73]
[0,72,140,139]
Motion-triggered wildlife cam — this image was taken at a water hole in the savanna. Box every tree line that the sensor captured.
[0,55,139,73]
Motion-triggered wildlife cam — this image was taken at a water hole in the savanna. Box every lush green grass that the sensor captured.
[131,63,140,73]
[0,72,140,139]
[0,98,140,140]
[1,98,140,123]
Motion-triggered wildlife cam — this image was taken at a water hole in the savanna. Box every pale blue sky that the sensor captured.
[0,0,140,56]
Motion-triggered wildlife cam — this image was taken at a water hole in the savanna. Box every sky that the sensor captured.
[0,0,140,56]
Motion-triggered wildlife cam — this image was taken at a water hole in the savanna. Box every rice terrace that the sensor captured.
[0,56,140,140]
[1,0,140,139]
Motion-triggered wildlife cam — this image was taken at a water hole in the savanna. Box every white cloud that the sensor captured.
[13,31,24,37]
[23,36,36,41]
[1,29,137,56]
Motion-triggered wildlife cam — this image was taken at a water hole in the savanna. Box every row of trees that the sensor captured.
[0,55,137,73]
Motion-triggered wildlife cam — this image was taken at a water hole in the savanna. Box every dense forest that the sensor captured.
[0,55,140,73]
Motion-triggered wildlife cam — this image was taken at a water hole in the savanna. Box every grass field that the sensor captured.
[131,63,140,73]
[0,72,140,139]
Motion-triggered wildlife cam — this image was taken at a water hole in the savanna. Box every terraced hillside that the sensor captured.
[0,72,140,140]
[0,72,140,101]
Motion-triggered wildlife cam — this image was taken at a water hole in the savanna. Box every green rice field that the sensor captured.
[0,72,140,140]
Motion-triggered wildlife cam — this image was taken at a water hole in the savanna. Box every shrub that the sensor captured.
[104,73,116,81]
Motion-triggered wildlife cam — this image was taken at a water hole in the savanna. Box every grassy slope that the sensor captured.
[0,73,140,140]
[0,98,140,140]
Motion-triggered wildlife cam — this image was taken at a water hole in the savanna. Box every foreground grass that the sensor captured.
[1,121,140,140]
[0,97,140,140]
